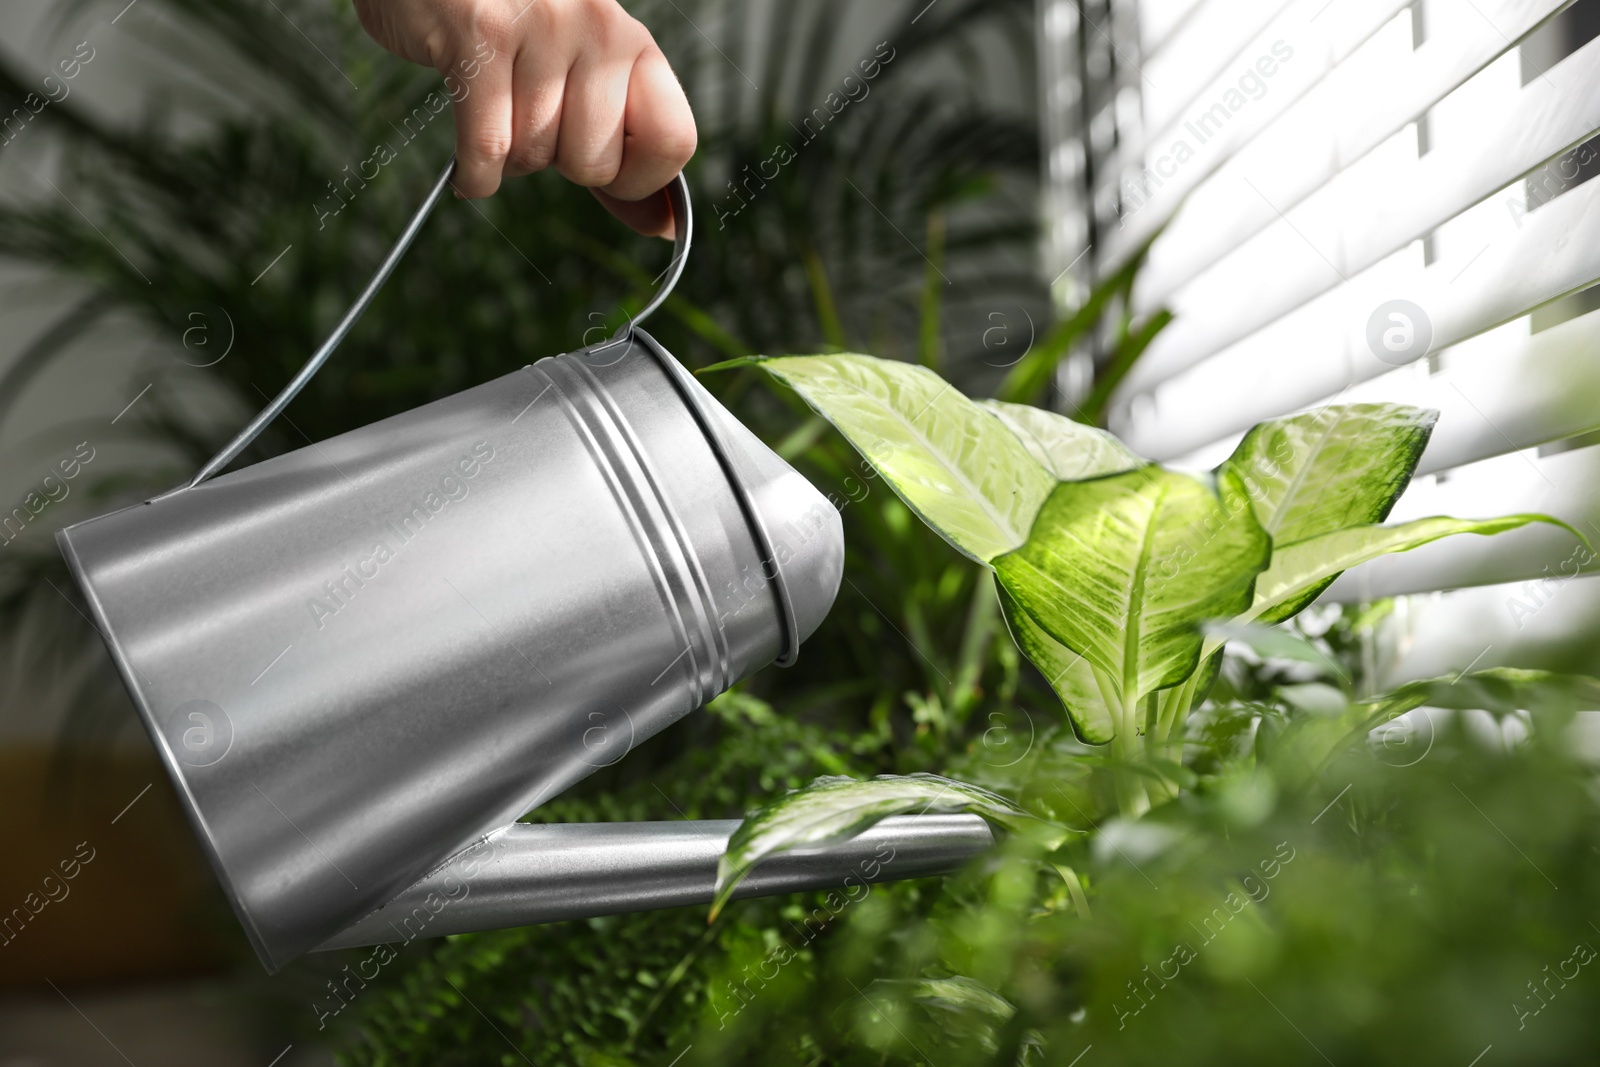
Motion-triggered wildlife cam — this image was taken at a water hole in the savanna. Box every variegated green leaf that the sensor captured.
[758,354,1054,562]
[1217,404,1436,621]
[1244,514,1583,628]
[997,587,1116,744]
[977,402,1141,739]
[710,773,1067,919]
[978,399,1143,481]
[994,466,1271,712]
[1220,403,1436,542]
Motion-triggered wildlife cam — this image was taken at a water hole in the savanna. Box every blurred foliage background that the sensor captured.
[3,1,1600,1065]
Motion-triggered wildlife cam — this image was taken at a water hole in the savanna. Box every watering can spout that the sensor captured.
[315,815,996,954]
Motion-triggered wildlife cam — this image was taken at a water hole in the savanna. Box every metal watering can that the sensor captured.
[58,161,994,972]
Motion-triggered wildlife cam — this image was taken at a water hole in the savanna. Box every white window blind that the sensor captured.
[1039,0,1600,674]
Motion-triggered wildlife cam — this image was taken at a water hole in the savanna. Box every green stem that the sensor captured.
[950,571,999,725]
[1111,730,1149,818]
[1106,682,1150,818]
[802,246,847,350]
[1152,678,1190,747]
[1053,864,1092,920]
[1163,692,1193,756]
[1079,308,1174,427]
[1140,692,1181,807]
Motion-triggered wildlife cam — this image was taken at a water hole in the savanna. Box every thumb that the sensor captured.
[591,185,677,239]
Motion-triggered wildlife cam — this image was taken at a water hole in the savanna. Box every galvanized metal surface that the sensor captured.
[58,158,1002,973]
[59,329,851,970]
[316,815,997,951]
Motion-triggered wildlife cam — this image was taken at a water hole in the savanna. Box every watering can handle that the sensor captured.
[187,158,693,488]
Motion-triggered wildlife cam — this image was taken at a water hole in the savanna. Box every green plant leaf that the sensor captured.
[994,466,1271,714]
[1080,307,1175,427]
[1244,514,1585,629]
[1368,667,1600,720]
[996,239,1154,405]
[1217,404,1437,621]
[975,401,1141,743]
[1203,621,1349,682]
[997,587,1115,744]
[1276,668,1600,784]
[869,975,1016,1021]
[710,773,1067,920]
[696,355,766,375]
[1220,404,1437,542]
[758,354,1054,562]
[858,975,1035,1057]
[978,399,1143,481]
[1052,863,1093,919]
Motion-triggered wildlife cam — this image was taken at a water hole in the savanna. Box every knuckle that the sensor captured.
[467,3,515,48]
[584,0,644,49]
[652,124,698,169]
[478,18,514,48]
[509,140,556,173]
[564,156,621,187]
[463,129,513,163]
[618,15,652,50]
[530,0,564,34]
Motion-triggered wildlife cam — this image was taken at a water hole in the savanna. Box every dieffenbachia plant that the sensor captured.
[720,353,1583,817]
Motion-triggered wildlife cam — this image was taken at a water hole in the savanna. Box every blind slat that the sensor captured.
[1138,0,1212,61]
[1126,28,1600,387]
[1159,304,1600,474]
[1364,577,1600,687]
[1096,0,1411,260]
[1088,0,1401,204]
[1113,159,1600,459]
[1100,0,1570,276]
[1348,309,1600,478]
[1136,0,1298,139]
[1323,443,1600,600]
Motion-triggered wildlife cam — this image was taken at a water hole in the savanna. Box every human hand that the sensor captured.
[353,0,696,236]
